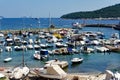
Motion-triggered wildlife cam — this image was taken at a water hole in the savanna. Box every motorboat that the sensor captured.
[27,44,34,50]
[28,39,34,44]
[45,59,68,68]
[14,46,23,51]
[5,46,12,52]
[95,46,109,52]
[55,42,67,48]
[40,44,48,49]
[33,65,67,79]
[4,57,12,62]
[0,48,3,53]
[33,53,41,60]
[9,50,30,80]
[105,45,120,52]
[72,22,84,29]
[9,66,29,80]
[34,44,40,50]
[71,57,83,63]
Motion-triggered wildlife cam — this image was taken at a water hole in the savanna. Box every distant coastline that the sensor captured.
[61,4,120,19]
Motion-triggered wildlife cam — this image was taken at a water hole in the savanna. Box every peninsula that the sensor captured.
[61,4,120,19]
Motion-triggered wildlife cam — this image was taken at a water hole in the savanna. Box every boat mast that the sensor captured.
[22,49,25,67]
[49,12,52,27]
[38,18,40,28]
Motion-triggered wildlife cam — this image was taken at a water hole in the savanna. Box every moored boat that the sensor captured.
[9,66,29,80]
[71,57,83,63]
[4,57,12,62]
[105,45,120,52]
[33,53,41,60]
[72,22,84,29]
[45,59,68,68]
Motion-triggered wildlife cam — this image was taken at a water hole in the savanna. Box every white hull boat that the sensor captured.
[4,57,12,62]
[33,53,41,60]
[71,58,83,63]
[10,66,29,80]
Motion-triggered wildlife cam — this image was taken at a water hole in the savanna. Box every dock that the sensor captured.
[85,24,116,28]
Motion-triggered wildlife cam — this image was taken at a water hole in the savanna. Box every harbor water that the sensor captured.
[0,18,120,74]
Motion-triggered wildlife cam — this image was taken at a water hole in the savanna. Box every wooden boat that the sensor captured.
[71,57,83,63]
[4,57,12,62]
[105,45,120,52]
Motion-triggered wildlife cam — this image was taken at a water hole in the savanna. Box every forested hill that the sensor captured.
[61,4,120,19]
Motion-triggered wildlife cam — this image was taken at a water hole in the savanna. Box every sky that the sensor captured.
[0,0,120,18]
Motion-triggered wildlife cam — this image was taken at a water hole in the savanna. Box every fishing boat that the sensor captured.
[71,57,83,63]
[4,57,12,62]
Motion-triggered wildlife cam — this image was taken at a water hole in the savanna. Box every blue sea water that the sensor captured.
[0,18,120,73]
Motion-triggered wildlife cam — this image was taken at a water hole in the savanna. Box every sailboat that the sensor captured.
[9,49,30,80]
[49,13,55,28]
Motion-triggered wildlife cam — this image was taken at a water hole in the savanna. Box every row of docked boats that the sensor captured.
[1,29,120,63]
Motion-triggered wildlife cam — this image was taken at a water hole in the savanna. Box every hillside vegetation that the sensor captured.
[61,4,120,19]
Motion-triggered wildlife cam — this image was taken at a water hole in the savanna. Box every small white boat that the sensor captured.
[0,73,5,78]
[34,45,40,50]
[33,53,41,60]
[0,48,3,53]
[10,66,29,79]
[95,46,109,52]
[4,57,12,62]
[5,46,12,52]
[28,39,34,44]
[27,44,34,50]
[71,58,83,63]
[72,22,84,29]
[14,46,23,51]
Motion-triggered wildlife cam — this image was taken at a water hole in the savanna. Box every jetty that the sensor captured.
[85,24,116,28]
